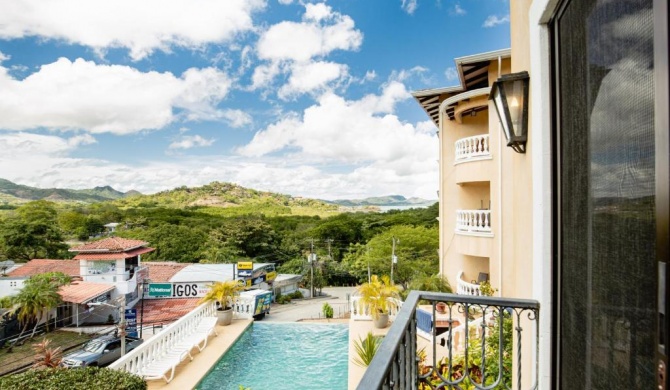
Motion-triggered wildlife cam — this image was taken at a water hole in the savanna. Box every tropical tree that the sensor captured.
[343,225,438,289]
[0,295,14,309]
[0,201,68,260]
[12,272,71,342]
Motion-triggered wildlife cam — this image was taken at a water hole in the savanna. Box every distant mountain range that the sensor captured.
[324,195,436,209]
[0,178,436,212]
[0,178,139,204]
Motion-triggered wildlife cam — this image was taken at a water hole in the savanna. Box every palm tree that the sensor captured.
[358,275,400,320]
[12,272,70,343]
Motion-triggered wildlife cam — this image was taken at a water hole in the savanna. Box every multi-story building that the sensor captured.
[366,0,669,388]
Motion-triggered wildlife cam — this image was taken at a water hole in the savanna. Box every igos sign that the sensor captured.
[147,283,209,298]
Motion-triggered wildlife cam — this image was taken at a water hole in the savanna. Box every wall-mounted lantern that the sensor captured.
[489,71,530,153]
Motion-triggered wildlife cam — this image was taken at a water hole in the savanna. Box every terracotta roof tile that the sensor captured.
[143,262,189,282]
[7,259,81,277]
[69,237,149,253]
[58,281,115,304]
[73,247,155,260]
[139,298,201,325]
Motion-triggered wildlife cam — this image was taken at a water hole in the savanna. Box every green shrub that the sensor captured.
[288,290,303,299]
[0,367,146,390]
[277,295,292,304]
[322,303,334,318]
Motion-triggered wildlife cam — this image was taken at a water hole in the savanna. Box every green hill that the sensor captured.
[0,178,135,205]
[111,181,339,217]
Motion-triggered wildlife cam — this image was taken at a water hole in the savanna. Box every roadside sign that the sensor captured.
[148,283,172,297]
[237,261,253,270]
[125,309,137,338]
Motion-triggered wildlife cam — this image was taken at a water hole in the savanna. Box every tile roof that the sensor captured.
[69,237,149,253]
[142,262,189,282]
[73,246,155,260]
[7,259,81,277]
[58,281,115,304]
[139,298,201,325]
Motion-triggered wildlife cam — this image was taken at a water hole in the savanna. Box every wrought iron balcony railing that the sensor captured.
[357,291,539,390]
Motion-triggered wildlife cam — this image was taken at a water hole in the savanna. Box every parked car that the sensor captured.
[61,334,143,368]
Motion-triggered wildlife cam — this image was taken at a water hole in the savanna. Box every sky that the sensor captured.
[0,0,510,200]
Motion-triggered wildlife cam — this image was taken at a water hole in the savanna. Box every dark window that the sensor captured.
[555,0,656,388]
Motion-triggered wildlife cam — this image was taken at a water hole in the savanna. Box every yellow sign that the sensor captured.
[266,271,278,282]
[237,261,253,270]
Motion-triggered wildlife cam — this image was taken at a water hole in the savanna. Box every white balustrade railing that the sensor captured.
[454,134,490,163]
[456,271,483,296]
[455,209,492,234]
[109,302,217,374]
[350,295,403,321]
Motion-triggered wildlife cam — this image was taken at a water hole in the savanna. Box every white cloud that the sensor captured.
[219,109,253,128]
[444,66,458,82]
[250,62,283,90]
[304,3,333,22]
[278,61,348,99]
[277,0,293,4]
[362,70,377,82]
[0,131,437,200]
[0,58,234,134]
[0,0,266,60]
[452,4,466,15]
[483,15,510,28]
[168,135,215,150]
[237,80,438,183]
[401,0,418,14]
[256,5,362,62]
[67,134,97,147]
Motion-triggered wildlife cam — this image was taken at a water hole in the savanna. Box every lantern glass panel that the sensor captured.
[492,87,512,142]
[503,79,525,138]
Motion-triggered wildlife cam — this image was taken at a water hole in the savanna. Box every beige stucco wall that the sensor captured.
[439,58,511,295]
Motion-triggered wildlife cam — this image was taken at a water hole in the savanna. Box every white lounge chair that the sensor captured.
[140,349,191,383]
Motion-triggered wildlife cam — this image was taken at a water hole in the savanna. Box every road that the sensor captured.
[264,286,357,322]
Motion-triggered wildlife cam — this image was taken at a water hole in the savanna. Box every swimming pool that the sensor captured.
[197,322,348,390]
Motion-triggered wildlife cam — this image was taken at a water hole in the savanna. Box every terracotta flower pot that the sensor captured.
[435,302,447,314]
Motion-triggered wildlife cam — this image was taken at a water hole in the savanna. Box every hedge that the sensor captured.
[0,367,146,390]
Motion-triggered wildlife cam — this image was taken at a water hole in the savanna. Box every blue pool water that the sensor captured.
[197,322,348,390]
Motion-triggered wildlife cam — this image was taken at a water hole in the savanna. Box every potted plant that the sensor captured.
[200,280,243,326]
[357,275,400,328]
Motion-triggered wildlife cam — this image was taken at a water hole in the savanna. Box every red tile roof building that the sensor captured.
[69,236,154,261]
[139,298,200,325]
[7,259,81,278]
[142,262,189,282]
[58,281,115,304]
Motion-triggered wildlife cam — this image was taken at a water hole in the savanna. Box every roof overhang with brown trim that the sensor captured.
[412,48,511,126]
[73,246,155,261]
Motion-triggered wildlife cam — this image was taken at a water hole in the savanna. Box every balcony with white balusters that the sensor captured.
[454,134,491,164]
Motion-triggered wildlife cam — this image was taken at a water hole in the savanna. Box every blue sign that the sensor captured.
[125,309,137,338]
[237,270,252,278]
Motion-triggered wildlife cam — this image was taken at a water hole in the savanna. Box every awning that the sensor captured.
[59,282,115,304]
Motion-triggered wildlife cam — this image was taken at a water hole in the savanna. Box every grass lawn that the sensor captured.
[0,330,93,375]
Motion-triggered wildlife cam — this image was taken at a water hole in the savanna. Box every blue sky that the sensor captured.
[0,0,509,200]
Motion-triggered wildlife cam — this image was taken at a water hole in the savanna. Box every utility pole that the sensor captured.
[390,237,399,285]
[309,239,316,299]
[325,239,333,260]
[119,294,127,356]
[366,246,371,284]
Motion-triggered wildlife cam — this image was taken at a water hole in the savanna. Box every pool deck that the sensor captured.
[348,319,391,389]
[147,318,253,390]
